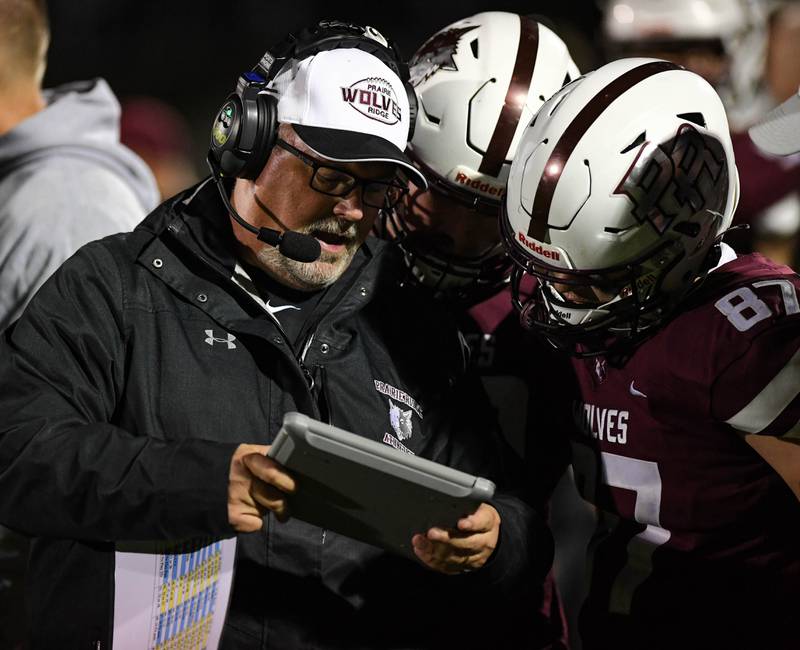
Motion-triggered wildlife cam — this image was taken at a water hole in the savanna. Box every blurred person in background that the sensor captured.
[0,0,158,646]
[379,11,595,648]
[120,96,200,200]
[749,84,800,156]
[602,0,800,267]
[0,0,158,331]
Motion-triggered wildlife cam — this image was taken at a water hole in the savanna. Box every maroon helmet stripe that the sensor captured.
[478,17,539,177]
[527,60,682,239]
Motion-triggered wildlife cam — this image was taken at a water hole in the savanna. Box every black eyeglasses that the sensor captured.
[275,138,408,209]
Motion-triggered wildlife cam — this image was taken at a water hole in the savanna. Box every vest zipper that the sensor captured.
[299,333,315,389]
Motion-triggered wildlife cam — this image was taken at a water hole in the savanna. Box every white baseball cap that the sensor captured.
[270,48,427,188]
[748,89,800,156]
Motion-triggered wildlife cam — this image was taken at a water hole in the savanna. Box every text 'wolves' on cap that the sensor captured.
[748,89,800,156]
[271,48,427,189]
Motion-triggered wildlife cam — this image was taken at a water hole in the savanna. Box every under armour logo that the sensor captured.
[204,329,237,349]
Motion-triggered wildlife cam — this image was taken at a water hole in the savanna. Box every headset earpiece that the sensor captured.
[209,72,279,180]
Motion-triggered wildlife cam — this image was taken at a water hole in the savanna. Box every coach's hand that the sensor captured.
[411,503,500,574]
[228,444,296,533]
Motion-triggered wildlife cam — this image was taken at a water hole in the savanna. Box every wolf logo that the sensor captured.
[409,24,479,86]
[389,400,413,441]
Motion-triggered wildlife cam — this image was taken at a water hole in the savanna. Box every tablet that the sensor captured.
[267,412,496,559]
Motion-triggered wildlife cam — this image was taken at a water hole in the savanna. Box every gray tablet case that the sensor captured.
[268,412,496,559]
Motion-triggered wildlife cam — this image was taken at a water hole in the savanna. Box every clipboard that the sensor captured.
[267,412,496,559]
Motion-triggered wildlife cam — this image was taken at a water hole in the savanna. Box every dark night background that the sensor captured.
[42,1,605,167]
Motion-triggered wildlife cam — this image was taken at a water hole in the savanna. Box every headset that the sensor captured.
[208,19,418,181]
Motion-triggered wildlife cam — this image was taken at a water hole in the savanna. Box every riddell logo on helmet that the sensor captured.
[517,232,560,261]
[341,77,401,125]
[452,171,506,198]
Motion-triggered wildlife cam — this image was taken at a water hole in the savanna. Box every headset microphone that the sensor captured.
[207,157,322,263]
[255,228,322,263]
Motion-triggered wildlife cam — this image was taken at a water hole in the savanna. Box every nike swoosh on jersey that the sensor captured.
[265,300,301,315]
[629,381,648,399]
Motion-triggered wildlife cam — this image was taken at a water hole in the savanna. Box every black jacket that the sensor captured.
[0,180,551,649]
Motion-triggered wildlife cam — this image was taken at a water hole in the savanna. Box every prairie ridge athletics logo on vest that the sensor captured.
[374,379,422,455]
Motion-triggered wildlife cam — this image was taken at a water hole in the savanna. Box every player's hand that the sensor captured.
[411,503,500,574]
[228,444,296,533]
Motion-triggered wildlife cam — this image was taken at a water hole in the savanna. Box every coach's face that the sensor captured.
[230,124,396,291]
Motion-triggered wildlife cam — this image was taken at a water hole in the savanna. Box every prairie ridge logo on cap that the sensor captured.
[271,47,429,189]
[340,77,402,125]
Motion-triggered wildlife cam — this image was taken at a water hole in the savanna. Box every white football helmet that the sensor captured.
[501,58,740,354]
[385,12,579,303]
[602,0,773,129]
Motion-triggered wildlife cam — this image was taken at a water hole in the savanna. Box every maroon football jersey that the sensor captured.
[570,252,800,649]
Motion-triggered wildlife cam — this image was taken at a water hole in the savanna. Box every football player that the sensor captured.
[501,57,800,649]
[379,12,594,648]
